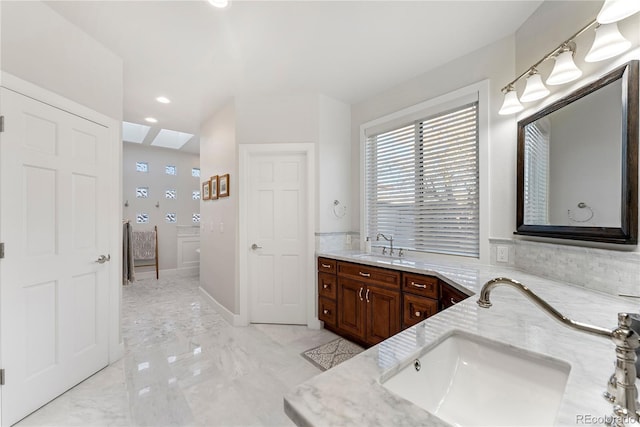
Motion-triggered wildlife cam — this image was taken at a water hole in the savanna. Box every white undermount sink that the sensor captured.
[381,331,571,426]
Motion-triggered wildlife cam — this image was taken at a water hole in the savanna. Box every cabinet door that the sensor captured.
[403,294,438,328]
[318,272,337,300]
[440,283,469,310]
[337,278,365,341]
[365,286,401,346]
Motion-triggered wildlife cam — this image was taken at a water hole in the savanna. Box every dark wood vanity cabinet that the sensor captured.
[317,258,338,328]
[318,256,470,347]
[336,262,401,346]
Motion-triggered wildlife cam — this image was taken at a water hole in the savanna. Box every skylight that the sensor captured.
[122,121,151,144]
[151,129,194,150]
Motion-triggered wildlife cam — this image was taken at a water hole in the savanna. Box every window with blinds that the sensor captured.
[365,102,479,257]
[523,119,550,225]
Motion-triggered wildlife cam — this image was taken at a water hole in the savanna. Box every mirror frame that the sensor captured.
[516,60,638,244]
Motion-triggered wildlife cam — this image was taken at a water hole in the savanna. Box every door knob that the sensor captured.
[95,254,111,264]
[251,243,262,250]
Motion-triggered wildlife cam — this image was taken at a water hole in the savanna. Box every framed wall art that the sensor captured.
[210,175,219,200]
[219,174,230,197]
[202,180,211,200]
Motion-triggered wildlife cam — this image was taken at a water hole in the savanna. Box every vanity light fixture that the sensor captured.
[498,0,638,115]
[520,70,550,102]
[585,23,632,62]
[156,96,171,104]
[546,46,583,85]
[597,0,640,24]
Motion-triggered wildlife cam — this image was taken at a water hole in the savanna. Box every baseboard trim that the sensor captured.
[198,286,243,326]
[133,267,199,280]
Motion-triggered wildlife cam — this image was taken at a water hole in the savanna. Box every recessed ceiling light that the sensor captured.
[145,117,158,124]
[156,96,171,104]
[208,0,229,9]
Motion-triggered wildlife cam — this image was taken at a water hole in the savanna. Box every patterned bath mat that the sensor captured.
[302,338,364,371]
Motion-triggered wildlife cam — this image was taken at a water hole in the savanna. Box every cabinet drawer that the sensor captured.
[402,273,438,298]
[440,283,470,310]
[403,294,438,328]
[317,257,337,274]
[337,262,400,289]
[319,297,337,328]
[318,272,337,300]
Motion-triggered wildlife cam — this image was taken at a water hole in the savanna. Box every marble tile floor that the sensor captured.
[16,276,339,427]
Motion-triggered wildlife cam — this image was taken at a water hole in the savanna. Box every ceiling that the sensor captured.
[46,0,543,154]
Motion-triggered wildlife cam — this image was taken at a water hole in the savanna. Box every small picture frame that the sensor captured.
[202,180,211,200]
[219,174,230,197]
[210,175,219,200]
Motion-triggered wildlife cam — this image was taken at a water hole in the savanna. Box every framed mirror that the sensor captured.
[516,60,638,244]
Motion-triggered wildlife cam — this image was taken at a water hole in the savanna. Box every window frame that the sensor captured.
[360,80,489,263]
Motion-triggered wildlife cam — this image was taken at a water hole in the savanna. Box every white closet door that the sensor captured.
[0,88,110,425]
[248,152,307,324]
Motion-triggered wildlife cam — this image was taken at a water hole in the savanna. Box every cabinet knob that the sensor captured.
[410,282,427,289]
[359,272,371,278]
[415,311,422,317]
[323,309,330,315]
[323,284,329,289]
[321,263,331,268]
[451,298,458,305]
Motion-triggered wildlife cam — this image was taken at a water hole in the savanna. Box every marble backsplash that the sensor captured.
[315,232,360,252]
[491,239,640,298]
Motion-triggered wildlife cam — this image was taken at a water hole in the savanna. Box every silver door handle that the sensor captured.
[95,254,110,264]
[251,243,262,250]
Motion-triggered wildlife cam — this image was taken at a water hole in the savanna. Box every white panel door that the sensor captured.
[248,152,307,324]
[0,88,110,425]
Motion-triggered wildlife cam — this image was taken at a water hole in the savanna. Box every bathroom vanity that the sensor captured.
[317,256,469,347]
[285,251,639,426]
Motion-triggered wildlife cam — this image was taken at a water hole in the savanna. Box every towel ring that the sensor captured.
[333,200,346,218]
[568,202,594,223]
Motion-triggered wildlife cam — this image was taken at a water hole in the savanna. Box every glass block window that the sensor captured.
[136,187,149,198]
[192,213,200,223]
[136,162,149,172]
[192,168,200,178]
[136,213,149,224]
[192,191,201,200]
[165,213,177,223]
[165,165,177,175]
[165,189,177,199]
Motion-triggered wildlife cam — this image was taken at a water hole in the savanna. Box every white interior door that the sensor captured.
[0,88,110,425]
[248,152,307,324]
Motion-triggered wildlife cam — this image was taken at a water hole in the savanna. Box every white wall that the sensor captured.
[0,1,123,120]
[318,95,352,233]
[199,101,238,313]
[123,143,200,272]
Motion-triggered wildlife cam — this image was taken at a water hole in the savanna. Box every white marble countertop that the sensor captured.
[284,250,640,426]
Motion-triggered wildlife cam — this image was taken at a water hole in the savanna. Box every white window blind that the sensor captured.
[523,119,550,225]
[365,102,479,257]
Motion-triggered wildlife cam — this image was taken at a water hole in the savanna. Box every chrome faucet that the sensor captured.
[478,277,640,426]
[376,233,394,255]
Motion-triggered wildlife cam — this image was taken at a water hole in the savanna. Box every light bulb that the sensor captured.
[520,72,550,103]
[597,0,640,24]
[585,23,631,62]
[546,50,583,85]
[498,88,524,115]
